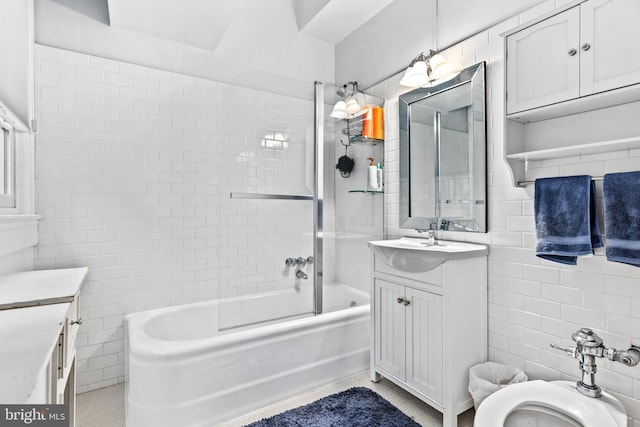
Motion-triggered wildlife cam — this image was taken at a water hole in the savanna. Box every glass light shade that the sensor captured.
[431,55,461,80]
[399,61,429,87]
[330,100,347,119]
[345,97,360,115]
[428,54,446,71]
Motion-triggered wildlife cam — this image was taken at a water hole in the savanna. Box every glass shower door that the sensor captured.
[216,82,328,330]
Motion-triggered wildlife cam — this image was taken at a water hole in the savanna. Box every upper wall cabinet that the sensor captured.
[505,0,640,121]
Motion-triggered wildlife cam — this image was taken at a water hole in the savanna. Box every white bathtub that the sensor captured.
[125,283,370,427]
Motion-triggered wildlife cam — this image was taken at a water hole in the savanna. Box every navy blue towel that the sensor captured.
[603,171,640,267]
[534,175,602,265]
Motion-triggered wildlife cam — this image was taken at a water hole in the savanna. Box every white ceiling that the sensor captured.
[107,0,248,51]
[107,0,397,50]
[295,0,396,44]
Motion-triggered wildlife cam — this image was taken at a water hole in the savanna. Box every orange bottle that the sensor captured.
[361,105,373,138]
[372,106,384,140]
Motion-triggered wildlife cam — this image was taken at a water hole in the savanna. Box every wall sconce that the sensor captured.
[331,81,366,119]
[399,50,459,88]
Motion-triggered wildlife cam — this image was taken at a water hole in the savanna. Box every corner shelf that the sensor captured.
[349,136,383,145]
[348,189,383,194]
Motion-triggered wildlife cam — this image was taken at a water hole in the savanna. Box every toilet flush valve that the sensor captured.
[550,327,640,398]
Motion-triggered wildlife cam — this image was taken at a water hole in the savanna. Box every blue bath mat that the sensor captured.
[244,387,421,427]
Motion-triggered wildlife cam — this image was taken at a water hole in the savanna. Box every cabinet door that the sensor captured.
[373,279,405,380]
[405,287,443,404]
[506,7,581,114]
[580,0,640,95]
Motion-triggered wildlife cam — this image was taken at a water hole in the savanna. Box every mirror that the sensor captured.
[399,62,486,232]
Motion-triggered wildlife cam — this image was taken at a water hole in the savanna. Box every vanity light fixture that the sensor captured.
[330,81,366,119]
[399,50,459,88]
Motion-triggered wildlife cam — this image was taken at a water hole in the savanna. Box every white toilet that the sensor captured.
[473,380,627,427]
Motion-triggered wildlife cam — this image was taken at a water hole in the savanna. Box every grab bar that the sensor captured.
[229,192,313,200]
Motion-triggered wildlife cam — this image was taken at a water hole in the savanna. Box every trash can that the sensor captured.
[468,362,528,410]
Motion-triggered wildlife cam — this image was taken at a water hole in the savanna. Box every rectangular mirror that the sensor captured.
[399,61,486,232]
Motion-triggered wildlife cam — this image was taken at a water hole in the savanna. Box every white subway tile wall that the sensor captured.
[369,0,640,423]
[34,44,332,392]
[0,248,35,274]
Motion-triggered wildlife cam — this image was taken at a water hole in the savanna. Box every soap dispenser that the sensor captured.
[367,157,377,191]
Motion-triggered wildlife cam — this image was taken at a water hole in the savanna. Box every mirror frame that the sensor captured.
[399,61,486,232]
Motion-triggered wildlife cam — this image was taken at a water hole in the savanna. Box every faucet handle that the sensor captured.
[285,258,297,268]
[550,343,577,358]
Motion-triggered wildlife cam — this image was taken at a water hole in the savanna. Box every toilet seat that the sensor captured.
[474,380,627,427]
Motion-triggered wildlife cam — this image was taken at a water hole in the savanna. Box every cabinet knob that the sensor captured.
[397,297,404,304]
[396,298,410,306]
[581,43,591,51]
[402,300,410,306]
[71,318,83,325]
[568,48,577,56]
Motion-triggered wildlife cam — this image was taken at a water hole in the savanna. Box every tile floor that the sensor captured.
[76,371,475,426]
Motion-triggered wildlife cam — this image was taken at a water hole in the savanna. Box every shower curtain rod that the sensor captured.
[517,176,604,187]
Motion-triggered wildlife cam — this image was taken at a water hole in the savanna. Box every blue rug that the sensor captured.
[245,387,421,426]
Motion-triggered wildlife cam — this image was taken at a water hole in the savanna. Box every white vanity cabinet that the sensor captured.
[374,278,444,403]
[506,0,640,117]
[369,239,488,427]
[0,267,87,427]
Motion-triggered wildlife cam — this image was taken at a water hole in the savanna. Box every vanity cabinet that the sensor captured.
[374,278,443,404]
[506,0,640,117]
[0,267,87,427]
[369,239,488,427]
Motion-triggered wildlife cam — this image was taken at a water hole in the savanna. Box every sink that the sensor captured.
[368,237,489,272]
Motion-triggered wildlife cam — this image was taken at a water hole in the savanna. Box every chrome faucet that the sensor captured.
[295,270,308,279]
[415,229,437,245]
[551,327,640,397]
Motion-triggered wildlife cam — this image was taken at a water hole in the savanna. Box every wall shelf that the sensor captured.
[506,136,640,161]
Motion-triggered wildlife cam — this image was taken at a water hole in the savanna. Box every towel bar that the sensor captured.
[518,176,604,187]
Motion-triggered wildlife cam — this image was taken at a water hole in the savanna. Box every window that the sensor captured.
[0,116,15,208]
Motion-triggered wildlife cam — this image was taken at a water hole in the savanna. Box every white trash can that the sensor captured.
[468,362,528,410]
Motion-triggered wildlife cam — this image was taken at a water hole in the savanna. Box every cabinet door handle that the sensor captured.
[71,318,83,325]
[397,298,404,304]
[581,43,591,51]
[402,300,410,306]
[568,48,577,56]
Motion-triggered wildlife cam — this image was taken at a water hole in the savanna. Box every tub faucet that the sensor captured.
[551,327,640,398]
[285,258,297,268]
[295,270,308,279]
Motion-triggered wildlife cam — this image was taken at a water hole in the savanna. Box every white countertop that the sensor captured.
[0,267,88,310]
[0,303,70,403]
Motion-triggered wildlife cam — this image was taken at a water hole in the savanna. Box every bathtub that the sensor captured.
[125,283,370,427]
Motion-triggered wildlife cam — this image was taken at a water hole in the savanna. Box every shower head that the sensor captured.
[336,81,359,97]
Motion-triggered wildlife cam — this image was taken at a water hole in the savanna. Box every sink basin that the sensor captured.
[368,237,489,272]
